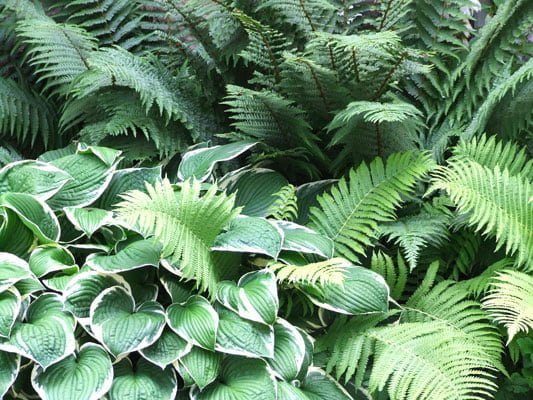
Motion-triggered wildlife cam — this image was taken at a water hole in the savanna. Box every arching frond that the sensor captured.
[369,251,408,300]
[267,184,298,221]
[271,257,348,286]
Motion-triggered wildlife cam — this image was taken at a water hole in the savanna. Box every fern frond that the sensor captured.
[267,184,298,221]
[448,228,481,278]
[369,251,408,300]
[483,270,533,343]
[457,258,516,298]
[115,178,240,293]
[310,151,434,263]
[431,160,533,267]
[271,257,348,286]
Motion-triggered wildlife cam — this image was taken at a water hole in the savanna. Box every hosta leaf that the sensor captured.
[0,209,34,256]
[29,246,76,278]
[0,193,60,243]
[0,253,32,292]
[300,266,389,314]
[64,272,131,324]
[178,346,221,390]
[0,294,75,368]
[0,160,71,201]
[159,270,194,303]
[85,239,162,273]
[0,287,21,338]
[64,207,113,237]
[109,358,177,400]
[31,343,113,400]
[213,216,283,258]
[216,270,279,325]
[268,319,306,380]
[90,286,165,357]
[190,357,276,400]
[42,268,80,292]
[140,328,191,369]
[277,368,353,400]
[273,220,334,258]
[47,145,121,210]
[178,141,256,182]
[167,295,218,350]
[215,305,274,358]
[0,351,20,398]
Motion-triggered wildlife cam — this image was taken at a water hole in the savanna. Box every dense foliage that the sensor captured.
[0,0,532,399]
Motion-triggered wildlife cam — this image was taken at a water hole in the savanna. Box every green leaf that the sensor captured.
[300,266,389,314]
[273,220,334,258]
[0,253,32,292]
[0,193,60,243]
[215,305,274,358]
[0,209,34,256]
[64,207,113,237]
[178,346,221,390]
[191,357,276,399]
[0,294,75,368]
[268,319,306,381]
[64,271,131,324]
[0,160,71,201]
[178,141,256,182]
[278,368,353,400]
[140,328,192,369]
[47,145,121,209]
[85,239,162,273]
[29,246,76,278]
[31,343,113,400]
[216,270,279,325]
[213,216,283,258]
[167,295,219,351]
[0,351,19,398]
[109,358,177,400]
[90,286,165,357]
[0,287,21,338]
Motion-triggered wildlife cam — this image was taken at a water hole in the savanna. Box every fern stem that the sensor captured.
[373,51,406,100]
[300,59,330,112]
[298,0,316,32]
[376,123,383,157]
[378,0,393,31]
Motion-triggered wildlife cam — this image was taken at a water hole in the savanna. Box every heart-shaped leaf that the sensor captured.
[213,216,283,258]
[140,328,191,369]
[300,266,389,314]
[0,294,75,368]
[0,209,34,256]
[277,368,353,400]
[0,351,20,398]
[29,246,76,278]
[31,343,113,400]
[217,270,278,325]
[64,207,113,237]
[0,253,32,292]
[90,286,165,357]
[215,305,274,358]
[167,296,218,351]
[268,319,306,381]
[108,358,177,400]
[0,287,21,338]
[86,239,161,273]
[273,220,334,259]
[190,357,276,400]
[178,346,221,390]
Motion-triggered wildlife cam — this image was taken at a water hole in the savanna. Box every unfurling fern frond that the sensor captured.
[482,270,533,343]
[310,151,434,263]
[267,184,298,221]
[115,178,240,293]
[431,160,533,267]
[271,257,348,286]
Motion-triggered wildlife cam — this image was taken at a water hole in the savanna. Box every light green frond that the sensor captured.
[369,251,408,300]
[267,184,298,221]
[457,258,516,298]
[271,257,348,286]
[482,270,533,343]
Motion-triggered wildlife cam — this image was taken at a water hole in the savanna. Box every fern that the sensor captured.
[369,251,408,300]
[267,184,298,221]
[271,257,348,286]
[482,270,533,343]
[310,151,434,263]
[115,178,240,293]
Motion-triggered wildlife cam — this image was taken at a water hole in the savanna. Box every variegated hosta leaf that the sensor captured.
[215,305,274,358]
[166,295,218,351]
[140,328,191,369]
[31,343,113,400]
[63,207,113,237]
[178,346,221,390]
[273,220,334,258]
[216,270,279,325]
[190,357,276,400]
[268,319,306,381]
[29,246,76,278]
[300,266,389,314]
[85,239,161,273]
[64,271,131,325]
[90,286,165,358]
[277,368,353,400]
[0,294,75,368]
[0,193,60,243]
[0,253,32,292]
[0,351,20,398]
[212,216,283,259]
[0,287,21,338]
[108,358,177,400]
[0,160,71,201]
